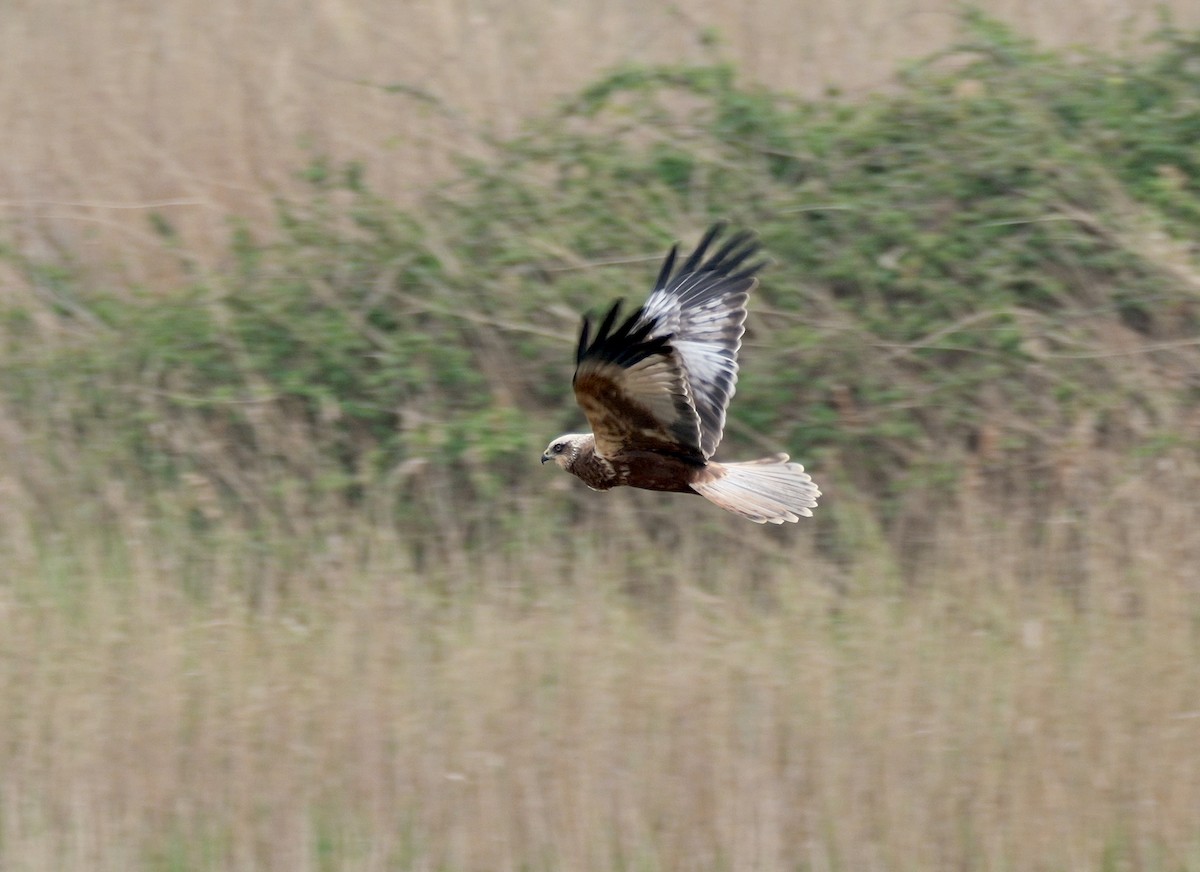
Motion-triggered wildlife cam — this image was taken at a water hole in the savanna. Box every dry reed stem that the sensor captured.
[1,458,1198,870]
[3,0,1199,283]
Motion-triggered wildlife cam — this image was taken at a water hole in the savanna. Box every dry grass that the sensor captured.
[4,0,1200,284]
[2,457,1198,870]
[4,3,1200,869]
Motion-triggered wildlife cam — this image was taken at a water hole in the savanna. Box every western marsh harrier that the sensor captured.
[542,224,820,523]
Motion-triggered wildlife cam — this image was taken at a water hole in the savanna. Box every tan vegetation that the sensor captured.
[3,0,1199,282]
[1,464,1198,870]
[3,2,1200,869]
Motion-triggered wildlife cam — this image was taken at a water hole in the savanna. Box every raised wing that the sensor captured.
[572,300,704,462]
[638,223,766,458]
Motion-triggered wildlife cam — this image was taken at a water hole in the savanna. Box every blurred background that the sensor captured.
[2,1,1200,869]
[4,0,1198,281]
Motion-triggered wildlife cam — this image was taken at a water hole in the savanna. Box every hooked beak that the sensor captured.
[540,452,550,465]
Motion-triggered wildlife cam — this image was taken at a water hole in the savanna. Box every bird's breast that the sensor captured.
[610,450,705,494]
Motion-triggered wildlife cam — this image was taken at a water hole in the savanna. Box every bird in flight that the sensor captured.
[542,223,820,523]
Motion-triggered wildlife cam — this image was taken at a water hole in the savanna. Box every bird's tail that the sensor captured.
[692,454,820,524]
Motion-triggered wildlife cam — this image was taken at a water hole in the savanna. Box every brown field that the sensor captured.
[2,463,1199,870]
[4,1,1200,869]
[3,0,1200,283]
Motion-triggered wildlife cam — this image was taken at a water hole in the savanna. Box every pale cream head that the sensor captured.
[540,433,591,470]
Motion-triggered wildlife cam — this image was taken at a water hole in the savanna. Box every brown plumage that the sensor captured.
[542,223,820,524]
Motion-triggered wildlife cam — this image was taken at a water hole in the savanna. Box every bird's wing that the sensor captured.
[637,223,765,458]
[572,300,704,462]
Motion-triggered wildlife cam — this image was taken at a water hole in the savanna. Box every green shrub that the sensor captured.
[3,12,1198,531]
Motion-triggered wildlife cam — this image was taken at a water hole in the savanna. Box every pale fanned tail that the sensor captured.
[691,454,821,524]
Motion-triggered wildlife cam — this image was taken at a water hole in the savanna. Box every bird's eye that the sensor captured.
[553,443,564,454]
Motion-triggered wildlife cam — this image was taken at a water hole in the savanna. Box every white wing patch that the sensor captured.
[640,274,752,458]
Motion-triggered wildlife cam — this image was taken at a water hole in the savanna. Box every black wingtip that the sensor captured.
[596,298,623,341]
[576,315,592,365]
[678,222,728,275]
[654,244,678,291]
[575,298,672,371]
[660,221,765,288]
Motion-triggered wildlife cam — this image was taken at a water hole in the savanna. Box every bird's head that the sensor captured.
[541,433,590,470]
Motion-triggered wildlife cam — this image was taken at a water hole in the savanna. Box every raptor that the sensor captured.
[542,223,820,524]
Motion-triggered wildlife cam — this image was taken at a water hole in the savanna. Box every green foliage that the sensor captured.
[3,12,1200,528]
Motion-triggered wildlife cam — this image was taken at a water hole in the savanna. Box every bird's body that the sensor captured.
[552,434,702,493]
[542,223,820,524]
